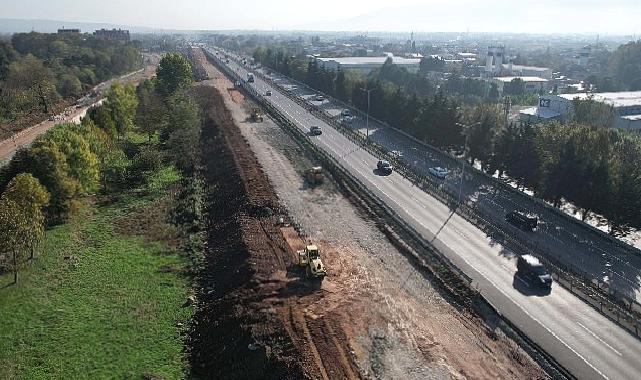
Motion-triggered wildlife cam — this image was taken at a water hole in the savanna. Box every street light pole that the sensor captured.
[360,87,374,140]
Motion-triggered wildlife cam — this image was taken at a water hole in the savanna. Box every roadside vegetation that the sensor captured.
[0,32,142,137]
[0,52,204,379]
[252,46,641,235]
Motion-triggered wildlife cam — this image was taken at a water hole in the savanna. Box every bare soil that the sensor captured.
[187,48,548,380]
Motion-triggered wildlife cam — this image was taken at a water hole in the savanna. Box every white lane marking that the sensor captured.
[577,322,622,357]
[315,139,612,380]
[229,62,611,379]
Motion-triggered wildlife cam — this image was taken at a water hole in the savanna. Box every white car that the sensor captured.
[390,150,403,159]
[428,167,449,179]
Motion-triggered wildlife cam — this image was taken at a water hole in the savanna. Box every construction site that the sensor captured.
[185,47,554,379]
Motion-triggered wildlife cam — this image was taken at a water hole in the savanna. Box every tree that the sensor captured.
[135,79,166,140]
[156,53,193,98]
[58,74,82,98]
[503,78,525,96]
[488,83,500,101]
[107,83,138,139]
[165,95,201,173]
[608,41,641,91]
[571,95,617,129]
[0,197,26,283]
[6,139,77,220]
[4,54,58,116]
[89,103,118,137]
[46,126,100,194]
[420,56,445,72]
[608,135,641,234]
[464,104,501,165]
[1,173,49,260]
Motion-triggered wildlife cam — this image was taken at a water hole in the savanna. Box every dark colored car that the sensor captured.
[506,211,538,231]
[377,160,393,174]
[310,126,322,135]
[517,254,552,288]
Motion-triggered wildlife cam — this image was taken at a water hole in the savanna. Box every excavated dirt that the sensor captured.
[188,48,548,379]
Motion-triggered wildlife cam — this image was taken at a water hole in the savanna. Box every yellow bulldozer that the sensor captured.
[306,166,324,186]
[298,244,326,280]
[250,108,263,122]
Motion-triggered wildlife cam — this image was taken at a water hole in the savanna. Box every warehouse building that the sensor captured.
[493,76,550,94]
[520,91,641,132]
[315,55,421,74]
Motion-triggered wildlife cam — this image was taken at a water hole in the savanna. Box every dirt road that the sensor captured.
[189,48,547,379]
[0,54,160,164]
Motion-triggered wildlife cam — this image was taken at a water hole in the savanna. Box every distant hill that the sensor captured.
[0,18,154,34]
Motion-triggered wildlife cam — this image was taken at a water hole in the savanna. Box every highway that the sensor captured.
[264,69,641,306]
[210,47,641,379]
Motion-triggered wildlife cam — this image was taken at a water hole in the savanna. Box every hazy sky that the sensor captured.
[2,0,640,34]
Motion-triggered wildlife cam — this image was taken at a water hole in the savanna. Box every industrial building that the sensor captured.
[520,91,641,132]
[482,45,552,80]
[493,76,550,94]
[315,55,421,74]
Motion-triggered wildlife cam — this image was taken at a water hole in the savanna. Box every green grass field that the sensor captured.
[0,165,191,380]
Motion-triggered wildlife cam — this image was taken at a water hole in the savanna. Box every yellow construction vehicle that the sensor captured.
[250,108,263,122]
[298,245,326,279]
[306,166,324,186]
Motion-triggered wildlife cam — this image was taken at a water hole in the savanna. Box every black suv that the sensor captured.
[517,255,552,288]
[506,211,538,231]
[377,160,393,174]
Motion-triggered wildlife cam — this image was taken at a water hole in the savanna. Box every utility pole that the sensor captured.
[360,86,375,140]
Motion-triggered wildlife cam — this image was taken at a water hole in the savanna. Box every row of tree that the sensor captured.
[253,47,641,234]
[0,52,195,282]
[0,32,142,130]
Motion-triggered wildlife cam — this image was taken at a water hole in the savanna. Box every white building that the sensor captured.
[520,91,641,132]
[502,64,553,80]
[315,55,421,74]
[493,76,550,94]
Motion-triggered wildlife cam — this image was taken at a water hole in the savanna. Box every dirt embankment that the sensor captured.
[188,85,350,379]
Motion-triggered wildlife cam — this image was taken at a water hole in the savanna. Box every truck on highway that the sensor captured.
[247,72,255,83]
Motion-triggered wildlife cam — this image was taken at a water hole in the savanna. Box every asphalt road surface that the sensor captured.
[211,47,641,380]
[263,68,641,306]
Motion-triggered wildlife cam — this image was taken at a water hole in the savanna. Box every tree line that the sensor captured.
[0,52,195,283]
[0,32,142,132]
[253,47,641,234]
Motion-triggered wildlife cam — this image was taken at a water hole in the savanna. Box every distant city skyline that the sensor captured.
[2,0,640,35]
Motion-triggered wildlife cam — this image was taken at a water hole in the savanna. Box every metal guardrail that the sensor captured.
[208,49,641,340]
[205,49,575,379]
[265,67,641,262]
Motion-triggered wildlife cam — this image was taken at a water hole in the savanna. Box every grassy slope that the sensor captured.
[0,165,191,380]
